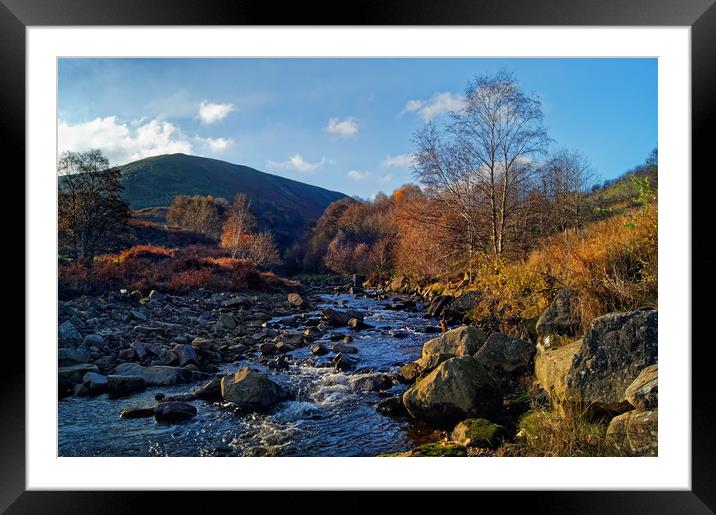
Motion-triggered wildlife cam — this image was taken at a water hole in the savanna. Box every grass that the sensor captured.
[497,408,621,457]
[422,201,657,337]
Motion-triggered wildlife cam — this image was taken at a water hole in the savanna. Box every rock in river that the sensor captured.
[221,367,290,408]
[402,356,502,428]
[350,373,393,392]
[155,401,198,423]
[333,342,358,354]
[309,343,329,356]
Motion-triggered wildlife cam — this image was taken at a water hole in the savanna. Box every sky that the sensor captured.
[58,58,657,198]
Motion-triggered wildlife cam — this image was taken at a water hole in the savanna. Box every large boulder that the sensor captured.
[321,308,364,327]
[399,352,454,383]
[566,310,658,413]
[606,409,658,456]
[536,288,581,337]
[221,367,290,408]
[422,325,488,358]
[154,401,198,423]
[625,364,658,411]
[426,295,453,317]
[402,356,502,428]
[474,332,536,383]
[444,291,481,322]
[114,363,207,386]
[533,340,583,415]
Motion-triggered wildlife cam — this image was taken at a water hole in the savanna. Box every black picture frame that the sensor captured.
[2,0,713,512]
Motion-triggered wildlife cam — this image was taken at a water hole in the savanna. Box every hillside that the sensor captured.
[115,153,347,249]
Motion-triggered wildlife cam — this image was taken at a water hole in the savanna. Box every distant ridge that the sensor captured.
[116,153,347,248]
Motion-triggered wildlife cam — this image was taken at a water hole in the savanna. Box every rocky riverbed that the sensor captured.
[58,283,445,456]
[58,281,658,457]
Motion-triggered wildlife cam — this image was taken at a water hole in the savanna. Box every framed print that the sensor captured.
[3,0,714,512]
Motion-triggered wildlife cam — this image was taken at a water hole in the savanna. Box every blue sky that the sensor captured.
[58,58,657,198]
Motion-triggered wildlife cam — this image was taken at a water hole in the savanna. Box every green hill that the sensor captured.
[115,153,347,249]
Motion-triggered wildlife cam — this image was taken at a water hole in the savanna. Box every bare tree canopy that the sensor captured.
[58,149,131,263]
[413,71,550,259]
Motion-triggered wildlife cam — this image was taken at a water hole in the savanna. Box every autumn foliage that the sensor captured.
[58,244,297,298]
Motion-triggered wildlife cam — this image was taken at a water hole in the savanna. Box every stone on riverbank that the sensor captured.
[82,371,109,394]
[566,309,657,414]
[114,363,208,386]
[606,409,658,456]
[534,340,583,415]
[58,348,90,366]
[107,374,146,396]
[451,418,507,448]
[422,325,488,358]
[402,356,502,428]
[59,363,100,383]
[536,288,581,337]
[625,364,658,411]
[399,352,454,383]
[375,396,405,417]
[474,332,536,389]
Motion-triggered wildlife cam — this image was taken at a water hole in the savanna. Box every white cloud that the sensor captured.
[198,100,235,124]
[378,174,394,184]
[347,170,371,181]
[195,136,234,154]
[266,154,328,173]
[401,92,466,121]
[58,116,193,165]
[381,153,415,168]
[326,117,358,137]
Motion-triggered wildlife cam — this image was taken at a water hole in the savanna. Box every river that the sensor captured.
[58,291,443,456]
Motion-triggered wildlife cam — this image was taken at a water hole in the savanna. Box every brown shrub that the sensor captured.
[461,203,657,334]
[58,244,296,298]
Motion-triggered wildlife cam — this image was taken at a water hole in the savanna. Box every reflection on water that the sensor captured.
[58,293,442,457]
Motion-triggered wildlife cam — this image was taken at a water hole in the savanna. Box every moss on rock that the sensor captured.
[413,443,467,457]
[452,418,507,448]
